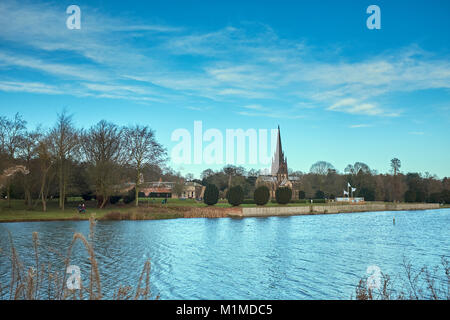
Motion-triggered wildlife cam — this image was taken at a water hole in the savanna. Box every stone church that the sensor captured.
[256,126,301,199]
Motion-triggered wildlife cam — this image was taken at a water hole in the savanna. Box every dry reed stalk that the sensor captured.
[1,214,158,300]
[134,259,151,300]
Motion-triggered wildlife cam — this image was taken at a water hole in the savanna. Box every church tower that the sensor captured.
[270,125,288,183]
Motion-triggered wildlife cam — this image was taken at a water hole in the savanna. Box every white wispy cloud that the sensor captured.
[349,124,372,128]
[328,98,400,117]
[0,81,62,94]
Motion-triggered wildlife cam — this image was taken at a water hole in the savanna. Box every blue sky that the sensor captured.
[0,0,449,178]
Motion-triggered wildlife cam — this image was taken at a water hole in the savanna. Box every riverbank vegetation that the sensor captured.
[354,257,449,300]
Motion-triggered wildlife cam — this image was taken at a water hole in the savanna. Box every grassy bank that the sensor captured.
[0,198,445,223]
[0,199,186,222]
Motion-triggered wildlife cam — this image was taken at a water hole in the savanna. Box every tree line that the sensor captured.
[200,160,450,204]
[1,112,449,211]
[0,112,172,210]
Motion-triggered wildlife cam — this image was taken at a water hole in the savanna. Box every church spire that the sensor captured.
[271,125,288,176]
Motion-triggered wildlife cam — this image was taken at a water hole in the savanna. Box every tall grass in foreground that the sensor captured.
[354,257,449,300]
[0,214,158,300]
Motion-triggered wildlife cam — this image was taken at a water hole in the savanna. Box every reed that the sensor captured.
[0,213,158,300]
[354,257,450,300]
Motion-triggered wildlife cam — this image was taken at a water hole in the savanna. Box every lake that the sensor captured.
[1,209,449,299]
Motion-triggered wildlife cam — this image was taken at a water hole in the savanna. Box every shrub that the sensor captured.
[254,186,270,206]
[227,185,244,206]
[123,187,136,204]
[298,190,306,200]
[81,191,94,201]
[312,199,326,203]
[315,190,325,199]
[138,191,146,198]
[275,187,292,204]
[109,195,122,204]
[358,187,375,201]
[203,184,219,206]
[123,195,134,204]
[290,199,308,204]
[242,199,255,205]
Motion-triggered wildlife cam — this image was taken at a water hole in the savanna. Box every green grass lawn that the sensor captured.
[1,198,444,222]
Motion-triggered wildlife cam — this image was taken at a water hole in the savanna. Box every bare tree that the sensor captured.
[201,169,215,180]
[310,161,335,175]
[36,136,55,212]
[223,165,245,189]
[48,111,79,210]
[81,120,125,208]
[124,125,167,206]
[172,179,185,198]
[0,113,27,206]
[18,128,42,207]
[390,158,401,202]
[391,158,401,176]
[345,162,371,175]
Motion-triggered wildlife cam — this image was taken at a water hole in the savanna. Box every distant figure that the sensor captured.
[393,217,395,225]
[77,203,86,214]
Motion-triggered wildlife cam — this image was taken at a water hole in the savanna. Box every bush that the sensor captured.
[290,199,308,204]
[275,187,292,204]
[203,184,219,206]
[312,199,326,203]
[254,186,270,206]
[298,190,306,200]
[358,187,375,201]
[123,195,134,204]
[81,191,94,201]
[315,190,325,199]
[109,195,122,204]
[227,185,244,206]
[138,191,146,198]
[242,199,256,205]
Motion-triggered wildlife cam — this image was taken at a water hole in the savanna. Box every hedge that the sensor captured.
[227,185,244,206]
[254,186,270,206]
[204,184,219,206]
[275,187,292,204]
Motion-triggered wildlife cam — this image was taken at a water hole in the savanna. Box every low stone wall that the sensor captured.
[238,203,440,218]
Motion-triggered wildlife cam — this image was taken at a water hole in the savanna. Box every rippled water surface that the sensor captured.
[1,209,449,299]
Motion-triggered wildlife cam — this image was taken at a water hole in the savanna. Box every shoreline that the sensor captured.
[0,203,446,223]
